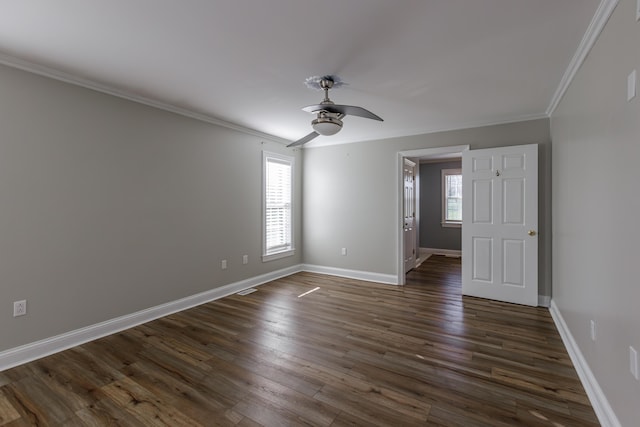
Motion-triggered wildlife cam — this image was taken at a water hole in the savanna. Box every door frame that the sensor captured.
[396,145,469,285]
[403,158,418,274]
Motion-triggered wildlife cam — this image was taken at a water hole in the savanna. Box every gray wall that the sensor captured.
[418,160,462,251]
[303,118,552,297]
[550,0,640,424]
[0,64,302,352]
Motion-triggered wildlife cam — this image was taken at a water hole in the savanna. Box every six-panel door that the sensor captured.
[461,144,538,306]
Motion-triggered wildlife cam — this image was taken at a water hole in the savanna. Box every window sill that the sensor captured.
[262,249,295,262]
[441,222,462,228]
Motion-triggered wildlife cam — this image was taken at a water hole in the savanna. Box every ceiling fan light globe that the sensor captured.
[311,116,343,136]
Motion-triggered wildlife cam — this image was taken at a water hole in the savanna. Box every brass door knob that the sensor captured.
[528,230,537,236]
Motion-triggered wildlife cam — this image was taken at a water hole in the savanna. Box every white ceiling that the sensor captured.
[0,0,600,146]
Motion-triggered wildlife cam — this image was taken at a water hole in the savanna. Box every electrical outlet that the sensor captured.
[341,247,347,256]
[242,255,248,265]
[13,300,27,317]
[630,346,639,380]
[590,320,596,341]
[221,259,227,270]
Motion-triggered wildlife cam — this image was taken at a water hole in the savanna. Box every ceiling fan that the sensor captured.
[287,76,383,147]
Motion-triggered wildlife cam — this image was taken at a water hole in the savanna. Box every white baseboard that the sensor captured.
[549,300,620,427]
[0,265,302,372]
[302,264,398,285]
[0,263,403,371]
[420,247,462,258]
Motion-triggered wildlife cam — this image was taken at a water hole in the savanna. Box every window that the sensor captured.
[442,168,462,227]
[263,152,294,261]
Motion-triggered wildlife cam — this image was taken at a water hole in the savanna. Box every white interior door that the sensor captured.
[462,144,538,306]
[403,159,417,274]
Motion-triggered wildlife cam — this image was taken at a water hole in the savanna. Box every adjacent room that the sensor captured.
[0,1,638,425]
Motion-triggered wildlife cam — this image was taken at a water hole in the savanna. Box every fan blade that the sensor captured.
[302,104,383,121]
[287,131,319,147]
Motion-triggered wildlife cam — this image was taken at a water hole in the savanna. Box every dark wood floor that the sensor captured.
[0,256,598,426]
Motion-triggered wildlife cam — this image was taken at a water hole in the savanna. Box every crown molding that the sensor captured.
[546,0,620,115]
[0,52,291,146]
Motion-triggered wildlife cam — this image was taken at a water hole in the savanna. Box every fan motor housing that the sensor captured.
[311,113,343,136]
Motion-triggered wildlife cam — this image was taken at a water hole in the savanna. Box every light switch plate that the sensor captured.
[637,0,640,21]
[628,70,637,101]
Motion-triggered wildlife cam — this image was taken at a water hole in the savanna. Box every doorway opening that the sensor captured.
[396,145,468,285]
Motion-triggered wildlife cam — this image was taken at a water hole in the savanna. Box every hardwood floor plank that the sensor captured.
[99,377,200,426]
[514,399,600,427]
[231,394,310,427]
[329,410,381,427]
[119,361,234,425]
[0,256,598,426]
[314,384,427,426]
[272,350,431,421]
[0,391,21,425]
[2,376,77,425]
[222,347,326,397]
[75,397,147,427]
[491,366,591,406]
[237,373,339,426]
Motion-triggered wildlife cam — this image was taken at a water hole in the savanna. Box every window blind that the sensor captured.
[265,156,292,255]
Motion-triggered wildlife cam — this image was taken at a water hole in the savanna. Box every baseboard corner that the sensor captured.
[538,295,551,307]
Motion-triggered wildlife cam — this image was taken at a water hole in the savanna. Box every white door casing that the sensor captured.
[403,158,417,274]
[462,144,538,306]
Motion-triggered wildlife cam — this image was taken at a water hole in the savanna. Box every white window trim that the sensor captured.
[442,168,462,228]
[262,151,295,262]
